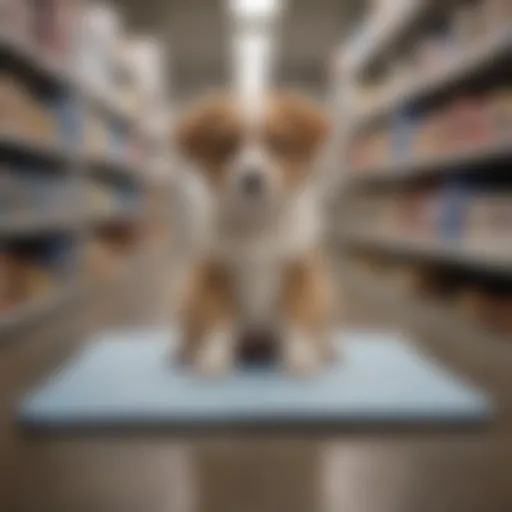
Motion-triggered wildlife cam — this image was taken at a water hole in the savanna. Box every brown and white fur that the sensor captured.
[174,91,336,377]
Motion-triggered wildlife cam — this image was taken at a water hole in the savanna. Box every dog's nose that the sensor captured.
[240,170,264,196]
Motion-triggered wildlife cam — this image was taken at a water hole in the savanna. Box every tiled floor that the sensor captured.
[1,255,511,512]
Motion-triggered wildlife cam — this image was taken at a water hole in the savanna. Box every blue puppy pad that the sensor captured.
[19,329,493,430]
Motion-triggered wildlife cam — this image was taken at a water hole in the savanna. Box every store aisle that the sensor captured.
[1,0,511,510]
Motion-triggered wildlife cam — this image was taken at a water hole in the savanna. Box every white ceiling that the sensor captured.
[113,0,364,99]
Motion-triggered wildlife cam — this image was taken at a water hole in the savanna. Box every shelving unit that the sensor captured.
[0,133,72,163]
[0,2,171,339]
[349,0,428,79]
[0,285,82,338]
[90,209,143,226]
[81,86,139,128]
[340,260,511,350]
[333,0,512,343]
[351,33,511,135]
[0,214,83,237]
[339,228,512,276]
[0,30,73,87]
[87,155,146,185]
[349,137,512,185]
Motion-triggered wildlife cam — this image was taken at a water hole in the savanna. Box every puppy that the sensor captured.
[175,91,336,377]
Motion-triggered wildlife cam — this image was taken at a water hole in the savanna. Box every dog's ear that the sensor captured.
[268,93,331,159]
[175,93,241,165]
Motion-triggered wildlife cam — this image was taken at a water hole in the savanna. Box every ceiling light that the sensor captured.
[233,32,272,101]
[229,0,282,19]
[235,32,271,60]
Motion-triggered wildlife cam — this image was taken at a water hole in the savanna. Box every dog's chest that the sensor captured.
[209,188,320,326]
[231,257,282,325]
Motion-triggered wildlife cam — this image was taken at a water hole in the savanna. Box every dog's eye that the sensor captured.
[210,134,240,160]
[266,133,296,157]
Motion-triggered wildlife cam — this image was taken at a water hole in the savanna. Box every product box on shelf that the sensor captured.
[1,0,76,60]
[489,88,512,138]
[51,92,81,149]
[446,96,494,152]
[0,0,32,43]
[483,0,512,36]
[1,161,77,218]
[0,166,27,214]
[115,41,140,119]
[0,73,62,144]
[416,28,458,78]
[0,250,10,312]
[77,3,120,100]
[0,246,61,312]
[489,294,512,335]
[455,284,512,336]
[391,110,417,164]
[465,192,512,251]
[453,2,488,50]
[84,112,108,157]
[40,236,76,277]
[434,180,471,241]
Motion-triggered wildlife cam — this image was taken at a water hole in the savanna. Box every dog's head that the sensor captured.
[176,91,329,218]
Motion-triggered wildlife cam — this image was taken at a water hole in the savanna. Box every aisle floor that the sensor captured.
[1,258,511,512]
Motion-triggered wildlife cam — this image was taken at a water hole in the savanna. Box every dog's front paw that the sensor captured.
[195,329,234,378]
[282,329,320,378]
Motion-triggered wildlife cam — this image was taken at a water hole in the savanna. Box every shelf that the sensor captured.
[0,285,81,338]
[351,33,512,134]
[0,214,83,238]
[0,16,170,342]
[339,260,510,349]
[349,137,512,185]
[0,30,138,126]
[0,132,72,163]
[352,0,427,78]
[81,86,139,127]
[339,229,512,276]
[87,155,144,184]
[90,209,143,226]
[0,30,72,88]
[84,249,149,299]
[0,251,146,338]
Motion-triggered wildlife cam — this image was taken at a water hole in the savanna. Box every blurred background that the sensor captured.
[0,0,511,511]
